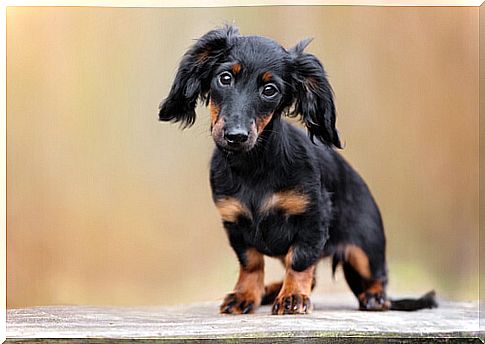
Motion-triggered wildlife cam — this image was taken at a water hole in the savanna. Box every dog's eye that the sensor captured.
[262,84,278,98]
[218,72,233,86]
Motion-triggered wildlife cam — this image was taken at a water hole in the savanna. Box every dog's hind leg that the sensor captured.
[261,282,283,305]
[338,244,437,311]
[335,244,391,311]
[353,273,391,311]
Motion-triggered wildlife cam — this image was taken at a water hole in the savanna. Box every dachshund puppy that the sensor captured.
[158,25,437,315]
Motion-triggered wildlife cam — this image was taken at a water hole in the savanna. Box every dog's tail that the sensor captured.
[389,290,438,311]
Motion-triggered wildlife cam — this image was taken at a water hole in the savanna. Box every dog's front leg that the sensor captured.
[220,248,265,314]
[272,247,316,315]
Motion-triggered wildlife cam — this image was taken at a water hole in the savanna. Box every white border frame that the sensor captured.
[2,1,483,342]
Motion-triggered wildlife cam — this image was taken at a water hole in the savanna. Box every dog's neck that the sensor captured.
[221,119,293,176]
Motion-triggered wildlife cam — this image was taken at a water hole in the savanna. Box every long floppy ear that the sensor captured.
[158,25,239,128]
[288,39,342,148]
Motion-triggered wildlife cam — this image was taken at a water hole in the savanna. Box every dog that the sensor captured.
[158,25,437,315]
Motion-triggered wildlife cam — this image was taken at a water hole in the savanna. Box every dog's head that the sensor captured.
[159,25,341,152]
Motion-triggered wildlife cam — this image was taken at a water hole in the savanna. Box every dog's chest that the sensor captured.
[215,187,310,255]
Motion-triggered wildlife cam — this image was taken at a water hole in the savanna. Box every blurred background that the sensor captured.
[7,6,478,308]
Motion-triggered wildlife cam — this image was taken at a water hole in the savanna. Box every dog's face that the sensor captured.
[208,37,291,152]
[159,25,341,151]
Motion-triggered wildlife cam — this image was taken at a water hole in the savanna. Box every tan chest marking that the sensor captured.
[262,190,310,216]
[215,197,251,223]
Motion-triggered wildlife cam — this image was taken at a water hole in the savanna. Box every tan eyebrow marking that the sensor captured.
[231,63,241,74]
[262,71,272,82]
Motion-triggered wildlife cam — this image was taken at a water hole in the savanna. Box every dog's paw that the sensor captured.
[358,291,391,311]
[220,292,259,314]
[271,293,312,315]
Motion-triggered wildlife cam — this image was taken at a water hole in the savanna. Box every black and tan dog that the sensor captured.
[158,25,437,315]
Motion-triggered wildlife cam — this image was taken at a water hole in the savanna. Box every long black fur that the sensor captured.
[158,25,437,313]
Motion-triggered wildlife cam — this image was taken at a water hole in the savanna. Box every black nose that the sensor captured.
[224,129,249,144]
